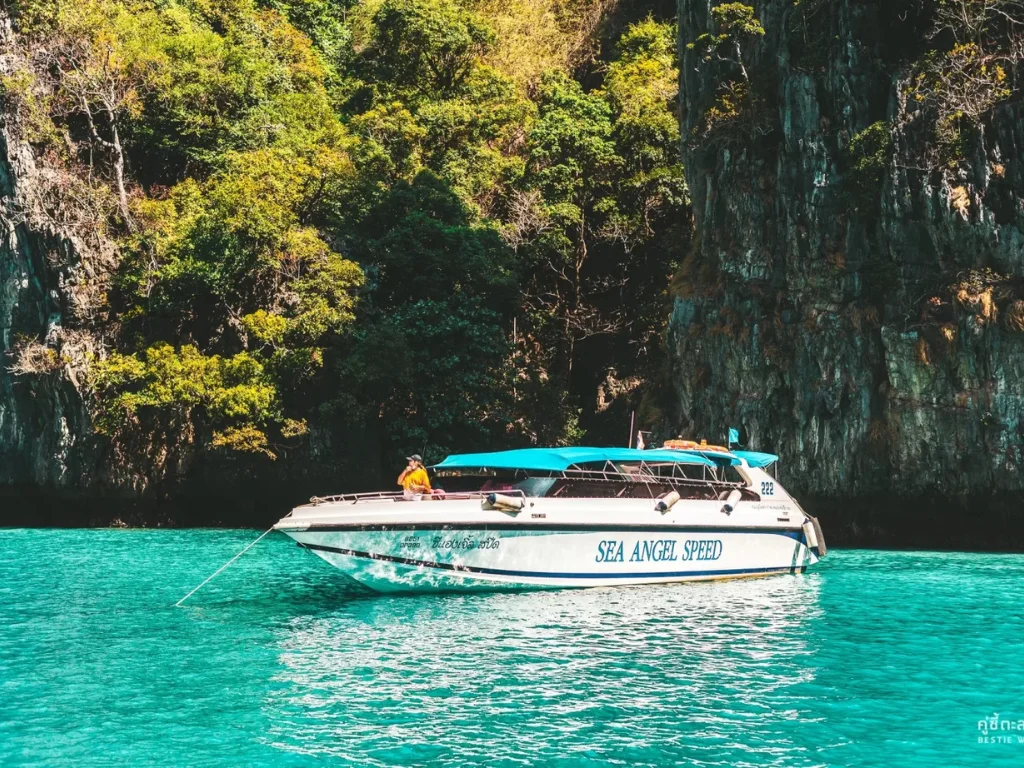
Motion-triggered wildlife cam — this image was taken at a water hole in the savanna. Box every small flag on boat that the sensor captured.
[636,431,645,450]
[728,427,740,447]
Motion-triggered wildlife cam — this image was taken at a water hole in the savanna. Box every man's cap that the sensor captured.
[407,454,423,462]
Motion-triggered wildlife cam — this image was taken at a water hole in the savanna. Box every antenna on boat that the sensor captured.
[628,410,635,448]
[174,526,275,607]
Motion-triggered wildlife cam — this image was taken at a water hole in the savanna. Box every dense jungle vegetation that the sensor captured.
[1,0,688,467]
[6,0,1017,493]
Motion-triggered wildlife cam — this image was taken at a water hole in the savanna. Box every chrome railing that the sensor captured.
[307,469,745,506]
[555,466,743,488]
[309,489,527,506]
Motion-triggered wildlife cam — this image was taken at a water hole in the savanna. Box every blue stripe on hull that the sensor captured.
[299,543,805,581]
[299,523,804,538]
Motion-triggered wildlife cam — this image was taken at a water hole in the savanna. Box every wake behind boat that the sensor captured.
[274,444,826,593]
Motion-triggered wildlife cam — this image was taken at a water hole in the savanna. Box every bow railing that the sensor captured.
[308,489,527,506]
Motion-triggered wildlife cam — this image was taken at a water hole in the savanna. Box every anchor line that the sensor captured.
[174,527,275,607]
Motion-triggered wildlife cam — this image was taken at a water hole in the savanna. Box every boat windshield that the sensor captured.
[430,459,744,499]
[512,477,557,497]
[434,472,558,497]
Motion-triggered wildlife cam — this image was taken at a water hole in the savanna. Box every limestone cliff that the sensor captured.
[0,18,103,498]
[672,0,1024,547]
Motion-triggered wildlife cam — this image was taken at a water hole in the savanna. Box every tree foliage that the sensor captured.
[688,3,764,82]
[687,3,771,144]
[363,0,494,99]
[5,0,691,470]
[907,0,1024,168]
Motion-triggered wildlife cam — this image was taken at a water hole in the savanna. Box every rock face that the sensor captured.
[672,0,1024,547]
[0,19,99,497]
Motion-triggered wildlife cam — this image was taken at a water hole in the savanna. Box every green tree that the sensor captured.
[521,70,621,374]
[511,20,688,442]
[363,0,495,100]
[44,0,176,226]
[337,300,513,461]
[603,18,688,250]
[335,172,517,461]
[686,2,768,144]
[343,0,530,215]
[259,0,356,69]
[90,343,283,456]
[131,4,343,177]
[688,2,765,82]
[357,171,515,305]
[63,1,369,458]
[122,141,358,342]
[6,0,695,472]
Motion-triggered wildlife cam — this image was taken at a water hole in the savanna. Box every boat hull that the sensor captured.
[281,525,818,593]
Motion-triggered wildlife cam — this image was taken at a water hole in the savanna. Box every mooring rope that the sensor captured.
[175,527,275,607]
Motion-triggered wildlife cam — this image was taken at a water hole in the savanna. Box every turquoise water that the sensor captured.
[1,531,1022,767]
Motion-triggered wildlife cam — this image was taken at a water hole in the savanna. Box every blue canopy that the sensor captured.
[732,450,778,469]
[432,446,742,472]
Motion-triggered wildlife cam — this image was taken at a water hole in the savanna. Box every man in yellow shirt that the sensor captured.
[398,454,432,499]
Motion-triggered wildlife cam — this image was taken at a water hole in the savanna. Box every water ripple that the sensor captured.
[0,530,1022,767]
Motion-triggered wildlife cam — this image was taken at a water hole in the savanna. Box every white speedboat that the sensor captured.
[274,446,826,593]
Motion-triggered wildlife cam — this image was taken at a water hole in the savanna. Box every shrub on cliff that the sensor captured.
[90,344,283,457]
[846,121,894,212]
[907,1,1023,170]
[686,3,772,145]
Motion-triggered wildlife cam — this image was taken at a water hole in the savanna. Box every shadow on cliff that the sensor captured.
[804,492,1024,552]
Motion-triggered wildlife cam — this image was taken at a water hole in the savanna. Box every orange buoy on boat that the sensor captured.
[662,438,730,453]
[662,439,699,450]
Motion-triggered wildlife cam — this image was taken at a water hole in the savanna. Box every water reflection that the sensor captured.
[5,533,1023,767]
[264,576,823,766]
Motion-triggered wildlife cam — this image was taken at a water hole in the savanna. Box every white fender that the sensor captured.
[721,489,742,514]
[802,519,819,550]
[655,491,681,513]
[484,493,525,512]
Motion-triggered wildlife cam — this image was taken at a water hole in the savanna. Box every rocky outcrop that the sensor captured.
[0,18,103,495]
[671,0,1024,548]
[1,16,377,524]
